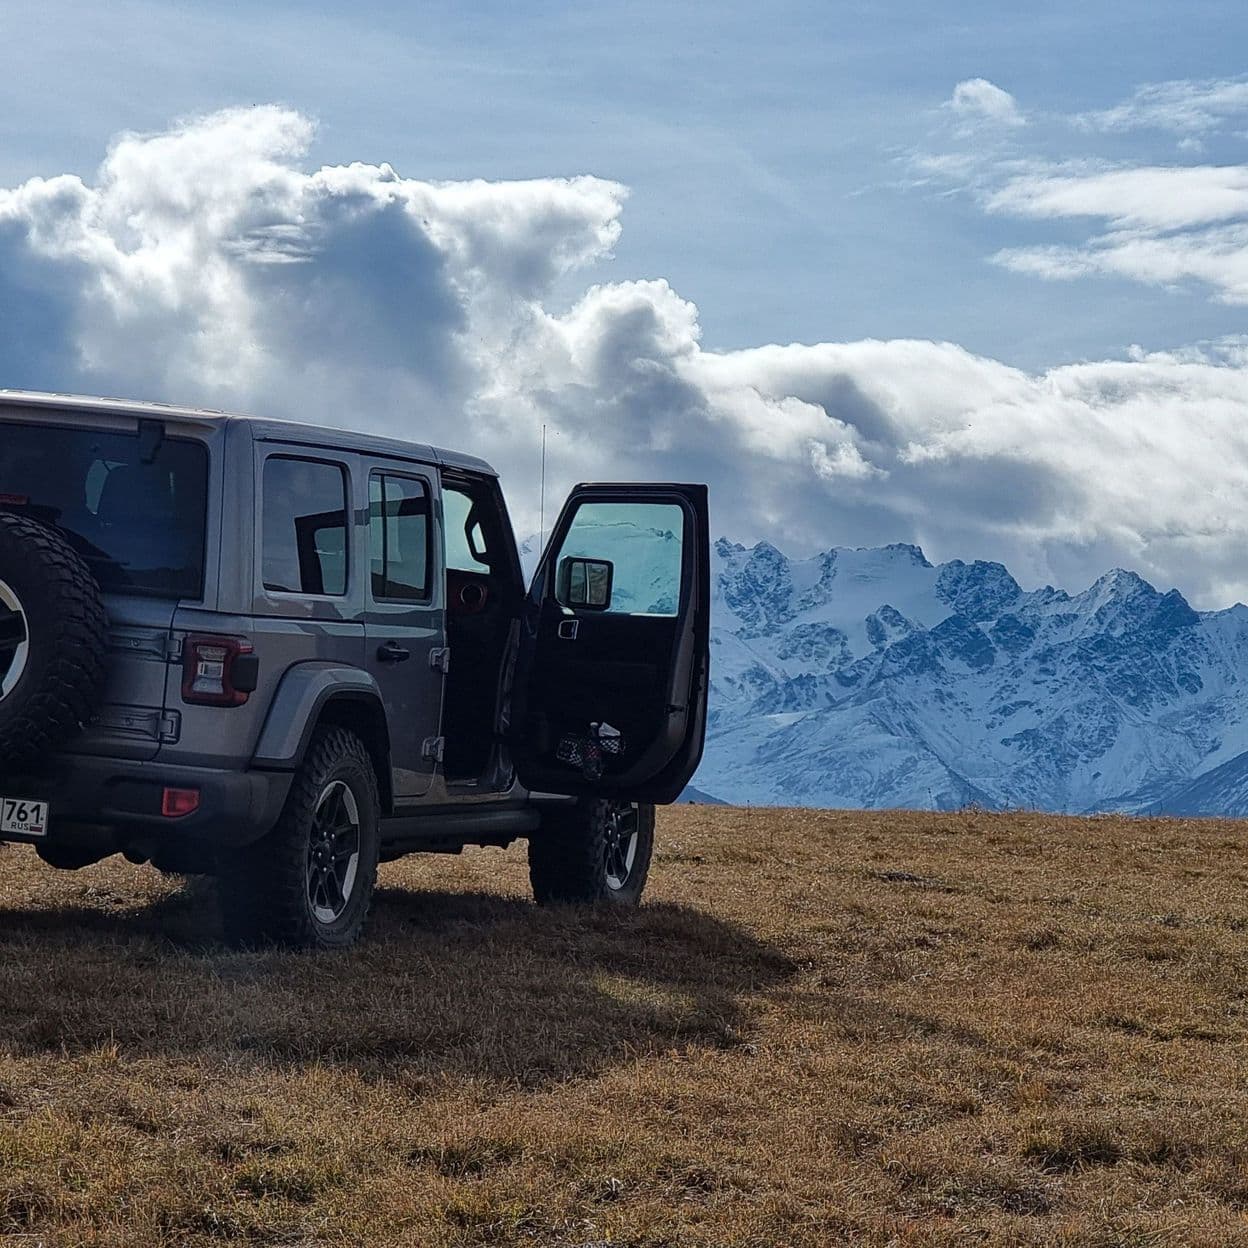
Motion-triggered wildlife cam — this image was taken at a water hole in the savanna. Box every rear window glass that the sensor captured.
[0,421,209,599]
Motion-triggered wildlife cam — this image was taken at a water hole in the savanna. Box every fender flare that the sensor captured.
[251,662,388,771]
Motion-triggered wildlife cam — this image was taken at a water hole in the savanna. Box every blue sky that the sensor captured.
[6,0,1247,365]
[4,1,1248,604]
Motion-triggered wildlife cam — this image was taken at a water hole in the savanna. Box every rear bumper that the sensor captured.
[0,756,291,849]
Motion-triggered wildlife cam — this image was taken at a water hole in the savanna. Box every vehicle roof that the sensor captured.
[0,389,498,477]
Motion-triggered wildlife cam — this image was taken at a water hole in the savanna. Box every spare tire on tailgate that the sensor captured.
[0,512,108,772]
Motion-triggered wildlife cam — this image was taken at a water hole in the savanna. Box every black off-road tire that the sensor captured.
[219,727,381,949]
[0,512,107,773]
[528,799,655,906]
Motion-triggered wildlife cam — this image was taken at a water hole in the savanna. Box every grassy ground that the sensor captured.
[3,807,1248,1245]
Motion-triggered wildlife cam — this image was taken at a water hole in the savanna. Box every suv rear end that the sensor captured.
[0,395,289,867]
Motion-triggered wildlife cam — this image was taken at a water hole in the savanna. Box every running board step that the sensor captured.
[380,806,540,850]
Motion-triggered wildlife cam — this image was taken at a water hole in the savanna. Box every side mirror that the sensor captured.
[558,556,613,610]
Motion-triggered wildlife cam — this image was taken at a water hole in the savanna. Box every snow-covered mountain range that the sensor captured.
[702,540,1248,814]
[521,527,1248,814]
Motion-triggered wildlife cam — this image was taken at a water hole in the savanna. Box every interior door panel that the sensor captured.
[511,484,709,803]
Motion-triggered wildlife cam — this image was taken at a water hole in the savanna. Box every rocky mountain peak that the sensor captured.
[935,559,1021,621]
[713,539,796,639]
[1075,568,1198,636]
[878,542,933,567]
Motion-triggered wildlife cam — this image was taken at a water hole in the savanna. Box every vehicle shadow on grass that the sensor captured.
[0,874,798,1086]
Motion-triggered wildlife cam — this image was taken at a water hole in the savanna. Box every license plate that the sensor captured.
[1,797,49,837]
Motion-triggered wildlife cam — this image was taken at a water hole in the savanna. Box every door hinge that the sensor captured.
[429,647,451,674]
[422,736,445,764]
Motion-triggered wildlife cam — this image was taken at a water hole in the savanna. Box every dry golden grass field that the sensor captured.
[3,806,1248,1246]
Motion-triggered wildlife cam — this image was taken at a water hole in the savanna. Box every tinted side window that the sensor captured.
[262,457,349,596]
[369,474,430,600]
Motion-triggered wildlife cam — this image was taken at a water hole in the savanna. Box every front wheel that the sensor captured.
[219,727,381,949]
[528,799,655,906]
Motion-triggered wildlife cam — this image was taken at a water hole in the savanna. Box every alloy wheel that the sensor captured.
[603,802,640,891]
[307,780,362,924]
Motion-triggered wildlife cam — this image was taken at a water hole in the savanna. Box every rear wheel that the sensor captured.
[219,727,380,949]
[528,799,655,906]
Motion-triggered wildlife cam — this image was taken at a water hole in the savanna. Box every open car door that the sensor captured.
[511,483,709,803]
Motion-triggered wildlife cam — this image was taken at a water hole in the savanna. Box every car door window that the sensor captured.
[554,502,685,616]
[262,456,349,596]
[369,474,431,601]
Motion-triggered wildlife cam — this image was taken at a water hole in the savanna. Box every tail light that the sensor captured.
[181,635,259,707]
[161,787,201,818]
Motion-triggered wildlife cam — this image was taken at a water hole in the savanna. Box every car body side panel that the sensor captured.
[213,418,257,616]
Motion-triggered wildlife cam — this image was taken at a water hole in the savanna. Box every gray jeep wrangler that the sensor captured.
[0,391,709,947]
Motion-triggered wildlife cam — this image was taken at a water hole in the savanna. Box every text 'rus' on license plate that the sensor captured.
[1,798,49,836]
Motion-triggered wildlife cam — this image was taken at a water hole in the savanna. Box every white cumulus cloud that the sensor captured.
[5,107,1248,608]
[946,78,1025,128]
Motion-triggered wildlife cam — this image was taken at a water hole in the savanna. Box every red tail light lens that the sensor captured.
[161,787,201,818]
[181,635,257,707]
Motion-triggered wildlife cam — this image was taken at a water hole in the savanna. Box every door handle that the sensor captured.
[377,641,411,663]
[557,619,579,641]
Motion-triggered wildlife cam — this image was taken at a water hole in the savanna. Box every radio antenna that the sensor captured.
[539,423,547,551]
